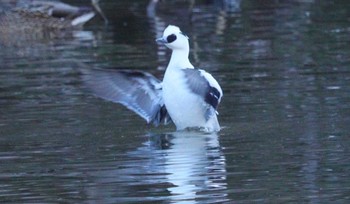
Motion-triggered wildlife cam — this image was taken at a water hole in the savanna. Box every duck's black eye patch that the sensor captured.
[167,34,177,43]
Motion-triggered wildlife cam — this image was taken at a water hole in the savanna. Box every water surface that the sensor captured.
[1,0,350,203]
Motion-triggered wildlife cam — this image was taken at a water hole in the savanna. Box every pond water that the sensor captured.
[1,0,350,203]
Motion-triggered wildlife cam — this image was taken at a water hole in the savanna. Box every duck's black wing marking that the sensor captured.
[182,68,222,115]
[82,68,171,126]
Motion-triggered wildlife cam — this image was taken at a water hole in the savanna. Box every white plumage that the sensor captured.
[83,25,223,132]
[157,25,223,132]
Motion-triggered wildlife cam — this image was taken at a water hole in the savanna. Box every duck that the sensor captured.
[83,25,223,132]
[156,25,223,132]
[0,0,105,32]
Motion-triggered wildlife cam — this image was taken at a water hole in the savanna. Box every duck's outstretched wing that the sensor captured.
[82,68,171,126]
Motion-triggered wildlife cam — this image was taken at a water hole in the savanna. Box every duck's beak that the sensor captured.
[156,37,167,44]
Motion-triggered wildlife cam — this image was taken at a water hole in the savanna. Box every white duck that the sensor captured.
[156,25,223,132]
[83,25,223,132]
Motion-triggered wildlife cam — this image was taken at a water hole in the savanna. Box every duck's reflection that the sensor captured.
[149,131,228,203]
[85,131,228,203]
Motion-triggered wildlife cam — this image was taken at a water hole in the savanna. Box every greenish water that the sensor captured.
[1,0,350,203]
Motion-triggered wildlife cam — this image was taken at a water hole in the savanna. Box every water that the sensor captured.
[1,0,350,203]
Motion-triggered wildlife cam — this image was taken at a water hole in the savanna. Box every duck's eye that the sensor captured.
[167,34,177,43]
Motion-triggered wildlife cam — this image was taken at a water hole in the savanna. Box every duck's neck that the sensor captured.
[168,48,194,70]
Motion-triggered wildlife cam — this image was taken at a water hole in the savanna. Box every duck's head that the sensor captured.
[156,25,189,50]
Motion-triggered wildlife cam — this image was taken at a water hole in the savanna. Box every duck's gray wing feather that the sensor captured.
[82,68,171,126]
[182,68,222,110]
[182,68,223,120]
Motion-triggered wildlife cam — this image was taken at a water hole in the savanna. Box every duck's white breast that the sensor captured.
[162,68,208,130]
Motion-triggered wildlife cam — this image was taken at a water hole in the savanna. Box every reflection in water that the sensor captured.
[155,132,227,203]
[85,131,228,203]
